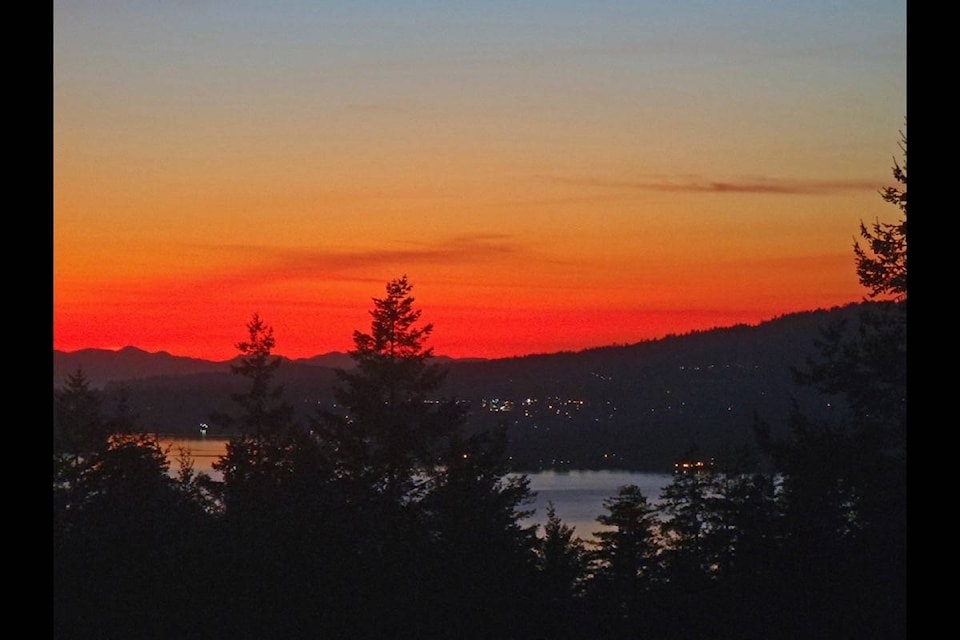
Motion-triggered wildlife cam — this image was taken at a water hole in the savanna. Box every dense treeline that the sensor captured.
[54,133,906,638]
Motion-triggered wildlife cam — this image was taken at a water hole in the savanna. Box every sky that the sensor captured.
[53,1,906,362]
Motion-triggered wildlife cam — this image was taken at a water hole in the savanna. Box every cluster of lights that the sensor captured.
[482,398,514,412]
[673,459,714,474]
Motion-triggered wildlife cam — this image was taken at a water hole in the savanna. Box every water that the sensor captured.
[521,469,674,542]
[161,436,229,478]
[160,437,674,542]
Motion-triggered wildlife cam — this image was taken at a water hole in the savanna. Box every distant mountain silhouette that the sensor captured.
[53,347,480,388]
[53,304,873,471]
[53,346,235,387]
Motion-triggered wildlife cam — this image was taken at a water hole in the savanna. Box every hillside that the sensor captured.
[53,304,871,471]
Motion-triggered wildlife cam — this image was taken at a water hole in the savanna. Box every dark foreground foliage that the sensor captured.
[53,435,905,640]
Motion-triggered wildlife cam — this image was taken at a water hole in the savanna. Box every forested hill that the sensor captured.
[54,303,870,471]
[442,304,862,470]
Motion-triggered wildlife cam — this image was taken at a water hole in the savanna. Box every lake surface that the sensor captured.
[522,469,674,541]
[160,437,674,542]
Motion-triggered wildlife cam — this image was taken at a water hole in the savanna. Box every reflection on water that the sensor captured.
[161,437,229,479]
[160,438,674,541]
[521,470,674,541]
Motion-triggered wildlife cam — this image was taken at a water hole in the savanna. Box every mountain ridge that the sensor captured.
[53,346,479,388]
[53,304,857,388]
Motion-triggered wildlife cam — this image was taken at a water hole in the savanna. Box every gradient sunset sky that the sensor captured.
[54,1,906,361]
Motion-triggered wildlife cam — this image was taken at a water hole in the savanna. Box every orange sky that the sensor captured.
[53,2,906,361]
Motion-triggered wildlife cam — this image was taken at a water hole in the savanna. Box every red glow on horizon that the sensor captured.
[53,297,863,362]
[53,250,868,361]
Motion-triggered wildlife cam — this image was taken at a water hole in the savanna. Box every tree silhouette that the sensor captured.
[587,484,661,637]
[533,501,590,639]
[208,314,349,637]
[413,424,539,638]
[213,313,300,498]
[305,276,548,639]
[793,125,907,450]
[538,501,588,601]
[54,368,111,548]
[657,462,717,589]
[226,313,292,438]
[54,428,216,638]
[700,449,781,582]
[855,126,906,302]
[757,126,908,639]
[313,275,453,502]
[210,314,304,532]
[54,368,109,463]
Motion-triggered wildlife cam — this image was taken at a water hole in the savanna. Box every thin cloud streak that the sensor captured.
[179,233,525,289]
[543,175,878,196]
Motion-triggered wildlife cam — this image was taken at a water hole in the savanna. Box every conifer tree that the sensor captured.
[313,275,454,501]
[226,313,292,439]
[55,414,215,637]
[54,368,109,463]
[310,277,545,638]
[587,484,660,635]
[755,127,908,638]
[419,424,540,638]
[797,127,907,443]
[855,127,906,303]
[54,368,112,531]
[539,501,588,601]
[791,127,907,463]
[208,314,339,637]
[657,464,716,588]
[213,313,301,513]
[532,502,590,639]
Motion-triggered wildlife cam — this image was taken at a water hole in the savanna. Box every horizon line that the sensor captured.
[53,300,878,363]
